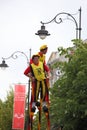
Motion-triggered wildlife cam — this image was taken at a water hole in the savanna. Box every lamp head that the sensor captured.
[35,24,50,40]
[0,60,9,69]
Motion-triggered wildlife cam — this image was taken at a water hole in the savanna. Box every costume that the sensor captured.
[39,44,48,51]
[38,52,46,64]
[29,44,48,65]
[24,61,50,104]
[38,44,48,64]
[24,53,50,130]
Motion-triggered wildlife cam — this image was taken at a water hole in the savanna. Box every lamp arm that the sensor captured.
[41,12,78,29]
[2,51,29,65]
[41,12,78,39]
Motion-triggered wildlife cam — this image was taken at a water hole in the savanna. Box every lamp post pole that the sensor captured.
[0,49,31,130]
[35,7,82,40]
[78,7,82,39]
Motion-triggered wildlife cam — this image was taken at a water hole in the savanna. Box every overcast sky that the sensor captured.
[0,0,87,100]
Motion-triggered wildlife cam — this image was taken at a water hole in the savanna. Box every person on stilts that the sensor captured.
[24,54,50,130]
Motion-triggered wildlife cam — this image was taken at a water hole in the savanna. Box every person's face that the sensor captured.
[33,56,39,64]
[42,48,48,54]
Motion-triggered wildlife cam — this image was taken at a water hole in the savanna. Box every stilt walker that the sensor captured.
[24,53,50,130]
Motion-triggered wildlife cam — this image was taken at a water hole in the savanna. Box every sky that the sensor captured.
[0,0,87,100]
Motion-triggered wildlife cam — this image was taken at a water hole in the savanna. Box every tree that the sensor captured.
[0,86,14,130]
[50,40,87,130]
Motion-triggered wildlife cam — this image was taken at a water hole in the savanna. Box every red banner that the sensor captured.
[12,84,26,130]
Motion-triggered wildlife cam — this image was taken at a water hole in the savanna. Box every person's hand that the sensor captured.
[46,72,51,79]
[31,77,35,81]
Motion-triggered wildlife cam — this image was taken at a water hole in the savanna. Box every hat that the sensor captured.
[32,54,40,59]
[40,45,48,51]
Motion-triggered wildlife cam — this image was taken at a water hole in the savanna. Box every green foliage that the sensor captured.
[0,87,14,130]
[50,40,87,130]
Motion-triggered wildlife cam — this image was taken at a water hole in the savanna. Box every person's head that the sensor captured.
[32,54,40,64]
[40,44,48,54]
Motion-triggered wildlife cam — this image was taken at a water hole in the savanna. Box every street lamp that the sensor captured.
[0,51,29,68]
[0,59,9,68]
[0,49,31,130]
[35,7,82,40]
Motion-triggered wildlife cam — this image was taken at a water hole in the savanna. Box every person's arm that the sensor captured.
[44,64,51,78]
[44,64,50,72]
[24,66,30,76]
[24,66,35,81]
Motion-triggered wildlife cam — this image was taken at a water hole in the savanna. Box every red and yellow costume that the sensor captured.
[24,60,50,103]
[24,52,50,130]
[30,44,48,65]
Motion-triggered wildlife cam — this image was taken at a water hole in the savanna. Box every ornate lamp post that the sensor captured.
[0,51,29,68]
[35,7,82,40]
[0,49,31,130]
